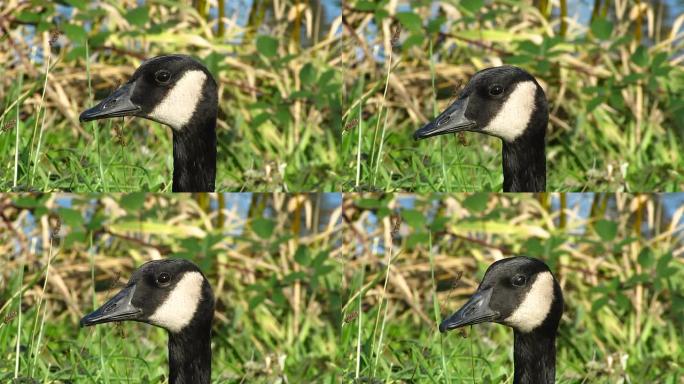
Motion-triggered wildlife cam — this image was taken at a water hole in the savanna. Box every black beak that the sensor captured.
[80,285,142,327]
[414,97,476,140]
[439,288,499,333]
[80,83,141,122]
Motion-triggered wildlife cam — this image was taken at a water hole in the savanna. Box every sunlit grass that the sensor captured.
[0,193,343,383]
[341,193,684,382]
[0,2,342,192]
[341,1,684,192]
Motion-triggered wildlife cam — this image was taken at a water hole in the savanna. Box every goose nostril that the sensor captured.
[104,98,118,109]
[437,114,451,126]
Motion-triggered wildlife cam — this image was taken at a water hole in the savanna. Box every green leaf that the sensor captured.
[294,245,310,266]
[355,198,384,210]
[591,18,613,40]
[248,294,265,309]
[426,16,446,34]
[651,52,668,70]
[518,40,539,54]
[656,253,673,277]
[125,6,149,27]
[64,230,86,247]
[64,0,87,10]
[355,0,378,11]
[402,33,424,50]
[251,218,275,239]
[615,293,631,310]
[591,295,609,312]
[299,63,316,86]
[536,59,551,73]
[637,247,654,268]
[395,12,422,33]
[310,251,329,269]
[429,216,449,232]
[251,112,270,128]
[66,46,87,62]
[272,105,291,126]
[119,193,146,211]
[594,219,617,241]
[462,193,489,212]
[587,96,604,112]
[16,11,41,23]
[57,208,83,227]
[400,209,425,229]
[507,54,534,65]
[524,238,544,257]
[282,271,307,284]
[630,46,649,67]
[62,24,88,43]
[256,35,279,57]
[460,0,484,13]
[13,195,48,209]
[406,232,430,248]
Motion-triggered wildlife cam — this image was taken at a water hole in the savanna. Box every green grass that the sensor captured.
[0,193,343,383]
[341,1,684,192]
[0,2,342,192]
[341,193,684,382]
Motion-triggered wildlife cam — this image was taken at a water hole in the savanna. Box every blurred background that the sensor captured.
[0,193,342,382]
[0,0,342,191]
[341,0,684,192]
[341,193,683,382]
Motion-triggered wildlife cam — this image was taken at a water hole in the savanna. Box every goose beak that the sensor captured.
[414,97,476,140]
[80,285,142,327]
[439,288,499,333]
[80,83,141,122]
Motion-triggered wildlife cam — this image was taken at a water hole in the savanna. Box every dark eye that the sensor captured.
[156,272,171,285]
[511,274,526,287]
[489,85,504,96]
[154,70,171,83]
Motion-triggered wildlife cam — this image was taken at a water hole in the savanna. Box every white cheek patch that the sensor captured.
[482,81,537,142]
[148,271,204,333]
[148,70,206,130]
[504,271,554,333]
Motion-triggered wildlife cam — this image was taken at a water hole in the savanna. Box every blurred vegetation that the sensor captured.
[341,193,684,382]
[0,193,343,383]
[0,0,342,192]
[341,0,684,192]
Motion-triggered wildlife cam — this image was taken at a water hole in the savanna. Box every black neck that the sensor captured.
[168,324,212,384]
[172,113,216,192]
[512,330,556,384]
[501,133,546,192]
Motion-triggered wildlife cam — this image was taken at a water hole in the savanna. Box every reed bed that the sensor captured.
[0,0,342,192]
[341,193,684,382]
[0,193,343,383]
[341,0,684,192]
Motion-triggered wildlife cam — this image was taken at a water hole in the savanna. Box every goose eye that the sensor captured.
[489,85,504,96]
[156,272,171,285]
[511,274,526,287]
[154,70,171,84]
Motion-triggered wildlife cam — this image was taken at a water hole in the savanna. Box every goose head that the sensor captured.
[439,256,562,335]
[81,259,215,334]
[80,54,217,132]
[414,66,547,144]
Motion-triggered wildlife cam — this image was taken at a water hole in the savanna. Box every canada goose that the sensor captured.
[414,66,547,192]
[80,55,217,192]
[81,259,215,384]
[439,256,563,384]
